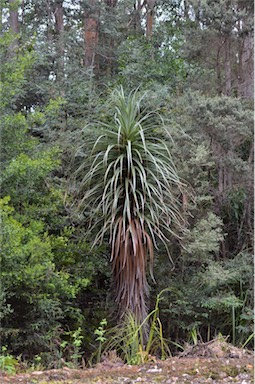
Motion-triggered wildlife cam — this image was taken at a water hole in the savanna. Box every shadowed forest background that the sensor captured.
[0,0,254,369]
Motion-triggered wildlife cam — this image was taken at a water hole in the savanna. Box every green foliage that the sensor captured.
[117,36,187,90]
[0,41,93,358]
[59,327,84,368]
[155,248,253,347]
[92,290,171,365]
[151,93,253,345]
[0,347,18,375]
[0,196,83,356]
[2,150,59,192]
[0,112,37,162]
[94,319,108,363]
[185,213,224,261]
[77,86,185,247]
[95,319,108,343]
[242,333,254,349]
[0,32,35,110]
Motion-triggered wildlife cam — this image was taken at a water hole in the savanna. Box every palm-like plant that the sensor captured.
[77,87,185,324]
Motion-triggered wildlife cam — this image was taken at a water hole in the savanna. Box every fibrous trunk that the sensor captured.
[111,218,152,324]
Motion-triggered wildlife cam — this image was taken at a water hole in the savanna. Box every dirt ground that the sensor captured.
[1,340,254,384]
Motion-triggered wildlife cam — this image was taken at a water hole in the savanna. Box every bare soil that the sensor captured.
[1,340,254,384]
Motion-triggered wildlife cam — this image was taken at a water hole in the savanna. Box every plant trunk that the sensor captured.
[55,0,65,77]
[112,243,149,325]
[9,0,19,34]
[236,3,254,98]
[224,37,231,96]
[237,35,254,98]
[183,0,189,19]
[111,218,150,325]
[216,41,224,95]
[104,0,117,75]
[83,0,99,69]
[46,0,53,44]
[146,0,156,39]
[132,0,144,35]
[9,0,19,53]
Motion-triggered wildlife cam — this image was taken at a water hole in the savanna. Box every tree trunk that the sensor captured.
[224,37,231,96]
[0,1,3,32]
[9,0,19,54]
[55,1,64,37]
[54,0,65,76]
[238,36,254,98]
[183,0,189,19]
[104,0,118,75]
[9,0,19,34]
[216,40,224,95]
[132,1,144,35]
[83,0,99,69]
[145,0,156,39]
[105,0,117,6]
[236,1,254,98]
[46,0,53,44]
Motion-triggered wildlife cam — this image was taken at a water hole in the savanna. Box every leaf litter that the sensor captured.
[0,339,253,384]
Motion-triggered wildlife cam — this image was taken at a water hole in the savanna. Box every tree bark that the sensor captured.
[224,37,231,96]
[216,40,224,95]
[55,1,64,36]
[0,1,3,32]
[83,0,99,69]
[45,0,53,44]
[145,0,156,39]
[132,0,144,35]
[238,35,254,98]
[9,0,19,34]
[54,0,65,76]
[103,0,118,75]
[9,0,19,53]
[236,1,254,98]
[183,0,189,19]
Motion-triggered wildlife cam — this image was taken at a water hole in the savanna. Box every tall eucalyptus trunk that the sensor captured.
[9,0,19,53]
[9,0,19,34]
[132,0,143,35]
[55,0,65,76]
[224,37,231,96]
[83,0,99,69]
[103,0,117,75]
[145,0,156,39]
[236,0,254,98]
[237,33,254,98]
